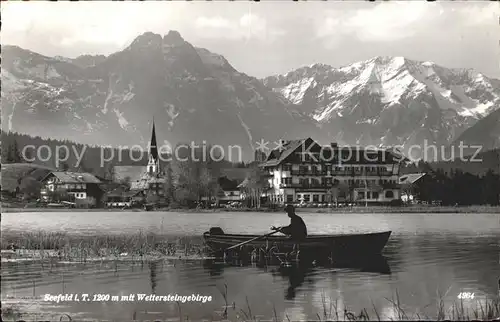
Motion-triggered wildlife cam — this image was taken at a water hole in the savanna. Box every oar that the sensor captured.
[226,229,282,251]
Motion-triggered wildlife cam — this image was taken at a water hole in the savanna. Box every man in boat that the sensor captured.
[271,204,307,255]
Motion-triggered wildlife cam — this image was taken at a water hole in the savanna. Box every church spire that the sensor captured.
[149,118,158,161]
[147,119,159,175]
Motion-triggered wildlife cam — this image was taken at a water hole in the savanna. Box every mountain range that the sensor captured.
[263,57,500,159]
[2,31,499,161]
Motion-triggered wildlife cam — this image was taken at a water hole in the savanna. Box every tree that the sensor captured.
[103,162,115,181]
[483,169,500,205]
[5,140,22,163]
[241,165,268,208]
[163,162,175,205]
[169,143,223,208]
[171,144,199,207]
[337,182,351,205]
[327,184,340,206]
[20,177,42,201]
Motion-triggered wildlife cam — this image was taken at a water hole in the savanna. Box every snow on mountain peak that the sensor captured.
[262,56,500,154]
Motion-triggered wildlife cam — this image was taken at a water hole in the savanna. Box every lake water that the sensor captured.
[2,212,499,321]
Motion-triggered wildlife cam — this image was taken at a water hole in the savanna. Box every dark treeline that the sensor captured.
[2,131,154,178]
[402,158,500,206]
[416,169,499,206]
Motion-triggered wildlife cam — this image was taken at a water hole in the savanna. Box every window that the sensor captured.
[313,194,319,202]
[321,195,326,202]
[359,192,365,199]
[283,177,292,185]
[373,191,379,199]
[385,191,394,199]
[297,194,302,201]
[286,195,294,202]
[367,192,371,199]
[282,165,292,172]
[304,194,311,202]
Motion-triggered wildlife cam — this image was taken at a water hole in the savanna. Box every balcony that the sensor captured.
[290,170,328,176]
[279,182,339,189]
[330,170,395,177]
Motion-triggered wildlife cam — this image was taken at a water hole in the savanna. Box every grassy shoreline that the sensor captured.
[2,205,500,214]
[1,231,208,263]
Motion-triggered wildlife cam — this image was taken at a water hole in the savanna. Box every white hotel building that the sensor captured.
[260,138,407,205]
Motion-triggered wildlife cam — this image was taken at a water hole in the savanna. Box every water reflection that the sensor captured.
[149,261,159,294]
[202,255,392,302]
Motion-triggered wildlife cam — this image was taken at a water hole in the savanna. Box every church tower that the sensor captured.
[147,120,160,175]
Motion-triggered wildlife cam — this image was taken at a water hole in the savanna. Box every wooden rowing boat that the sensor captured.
[203,227,391,257]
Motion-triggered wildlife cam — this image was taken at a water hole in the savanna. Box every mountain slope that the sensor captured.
[452,108,500,152]
[1,31,320,161]
[263,56,500,159]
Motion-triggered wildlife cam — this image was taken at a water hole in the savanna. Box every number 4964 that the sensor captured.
[457,292,475,300]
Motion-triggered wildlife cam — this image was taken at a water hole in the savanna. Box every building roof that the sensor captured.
[106,186,143,197]
[130,173,165,190]
[399,173,426,185]
[1,163,54,192]
[43,171,101,184]
[114,166,147,183]
[260,139,307,167]
[261,137,409,167]
[237,178,249,189]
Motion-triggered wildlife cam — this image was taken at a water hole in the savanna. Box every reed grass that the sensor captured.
[2,282,499,321]
[215,286,498,321]
[1,230,208,262]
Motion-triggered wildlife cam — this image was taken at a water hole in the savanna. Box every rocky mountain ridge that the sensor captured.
[263,56,500,158]
[2,31,499,162]
[2,31,318,161]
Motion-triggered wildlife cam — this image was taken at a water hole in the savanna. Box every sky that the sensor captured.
[2,1,499,79]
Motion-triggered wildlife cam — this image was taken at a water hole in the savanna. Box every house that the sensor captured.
[399,173,427,204]
[105,185,145,208]
[1,163,53,201]
[217,176,242,204]
[40,171,103,207]
[260,138,408,206]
